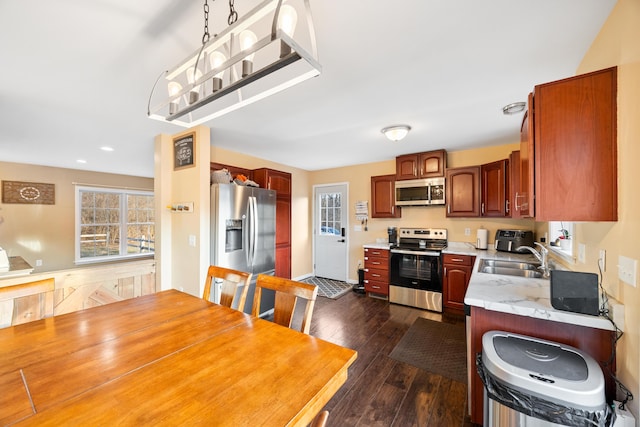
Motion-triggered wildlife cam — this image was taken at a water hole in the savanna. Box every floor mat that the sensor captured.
[389,317,467,383]
[301,276,352,299]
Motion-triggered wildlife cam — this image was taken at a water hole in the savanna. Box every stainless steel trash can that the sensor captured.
[479,331,610,426]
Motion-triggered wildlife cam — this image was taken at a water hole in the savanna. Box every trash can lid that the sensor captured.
[482,331,606,409]
[493,334,588,380]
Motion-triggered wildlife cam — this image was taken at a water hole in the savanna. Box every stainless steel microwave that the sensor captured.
[394,177,445,206]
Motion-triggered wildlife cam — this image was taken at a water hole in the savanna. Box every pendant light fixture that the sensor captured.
[381,125,411,142]
[148,0,321,128]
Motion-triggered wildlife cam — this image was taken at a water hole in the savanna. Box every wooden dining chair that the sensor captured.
[202,266,252,311]
[0,277,55,328]
[310,410,329,427]
[252,274,318,334]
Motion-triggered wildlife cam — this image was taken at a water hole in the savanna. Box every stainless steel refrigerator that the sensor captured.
[210,183,276,315]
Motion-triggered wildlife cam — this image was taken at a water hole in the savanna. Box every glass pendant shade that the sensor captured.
[209,51,227,92]
[167,81,183,114]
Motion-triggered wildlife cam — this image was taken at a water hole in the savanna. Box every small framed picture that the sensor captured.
[173,132,196,170]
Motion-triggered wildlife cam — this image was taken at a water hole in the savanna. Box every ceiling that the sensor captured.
[0,0,616,178]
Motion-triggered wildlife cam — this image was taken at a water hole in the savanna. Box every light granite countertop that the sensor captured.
[445,242,620,331]
[363,242,392,250]
[361,241,621,331]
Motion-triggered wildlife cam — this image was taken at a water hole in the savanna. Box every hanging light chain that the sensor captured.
[202,0,211,44]
[228,0,238,25]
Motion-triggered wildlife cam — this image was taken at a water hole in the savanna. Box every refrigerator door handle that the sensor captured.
[248,196,257,267]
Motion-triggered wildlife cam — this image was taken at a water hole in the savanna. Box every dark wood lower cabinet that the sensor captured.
[442,254,475,314]
[469,307,616,425]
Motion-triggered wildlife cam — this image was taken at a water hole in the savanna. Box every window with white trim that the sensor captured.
[549,221,574,257]
[75,186,154,263]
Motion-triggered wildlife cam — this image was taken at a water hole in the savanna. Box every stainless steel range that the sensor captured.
[389,228,447,312]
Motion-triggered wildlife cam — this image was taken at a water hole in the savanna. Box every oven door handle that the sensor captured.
[390,249,441,256]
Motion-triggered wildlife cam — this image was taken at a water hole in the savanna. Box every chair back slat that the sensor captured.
[252,274,318,334]
[203,266,252,311]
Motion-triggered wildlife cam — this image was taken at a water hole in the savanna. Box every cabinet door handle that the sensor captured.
[481,202,485,215]
[447,205,450,214]
[514,192,521,211]
[505,199,510,214]
[444,267,447,276]
[451,258,464,262]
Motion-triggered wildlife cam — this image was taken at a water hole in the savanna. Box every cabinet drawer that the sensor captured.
[364,280,389,294]
[364,248,389,259]
[364,257,389,271]
[364,268,388,282]
[443,254,474,266]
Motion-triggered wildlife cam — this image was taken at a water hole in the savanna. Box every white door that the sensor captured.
[314,184,348,281]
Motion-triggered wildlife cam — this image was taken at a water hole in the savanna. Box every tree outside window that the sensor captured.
[76,186,154,263]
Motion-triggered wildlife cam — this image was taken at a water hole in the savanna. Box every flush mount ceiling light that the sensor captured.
[381,125,411,142]
[502,102,526,115]
[148,0,321,128]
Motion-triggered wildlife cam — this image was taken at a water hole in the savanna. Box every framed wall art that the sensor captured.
[2,181,55,205]
[173,132,196,171]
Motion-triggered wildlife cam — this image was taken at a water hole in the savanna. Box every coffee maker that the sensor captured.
[387,227,398,248]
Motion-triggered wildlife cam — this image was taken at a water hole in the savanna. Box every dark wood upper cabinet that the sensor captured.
[371,175,401,218]
[481,159,509,217]
[396,150,447,180]
[533,67,617,221]
[510,150,523,219]
[210,162,253,181]
[446,166,481,217]
[251,168,292,278]
[518,93,535,218]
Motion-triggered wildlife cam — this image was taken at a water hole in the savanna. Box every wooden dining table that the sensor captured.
[0,289,357,426]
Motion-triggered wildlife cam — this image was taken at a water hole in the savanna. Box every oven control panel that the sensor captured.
[398,228,447,240]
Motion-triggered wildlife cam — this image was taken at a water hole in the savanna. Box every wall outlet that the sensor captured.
[578,243,586,264]
[464,228,471,236]
[35,259,43,267]
[188,235,196,247]
[618,255,637,287]
[354,225,362,232]
[599,249,606,272]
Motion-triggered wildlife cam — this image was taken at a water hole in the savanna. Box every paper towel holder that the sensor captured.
[476,227,489,250]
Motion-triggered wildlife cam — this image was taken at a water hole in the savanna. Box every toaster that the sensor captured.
[494,230,534,253]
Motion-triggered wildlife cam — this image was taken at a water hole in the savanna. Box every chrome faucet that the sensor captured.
[517,242,550,278]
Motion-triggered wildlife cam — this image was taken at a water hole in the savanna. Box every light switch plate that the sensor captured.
[578,243,586,264]
[618,255,637,287]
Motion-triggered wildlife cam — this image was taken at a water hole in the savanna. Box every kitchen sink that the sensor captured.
[479,259,540,271]
[478,259,544,278]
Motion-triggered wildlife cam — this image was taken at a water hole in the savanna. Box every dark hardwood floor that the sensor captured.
[309,291,474,427]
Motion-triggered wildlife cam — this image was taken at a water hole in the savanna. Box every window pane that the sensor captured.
[77,188,154,261]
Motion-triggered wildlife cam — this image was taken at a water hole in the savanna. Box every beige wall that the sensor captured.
[155,127,211,296]
[545,0,640,416]
[0,161,153,272]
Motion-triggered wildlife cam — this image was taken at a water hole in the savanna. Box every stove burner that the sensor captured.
[396,227,448,252]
